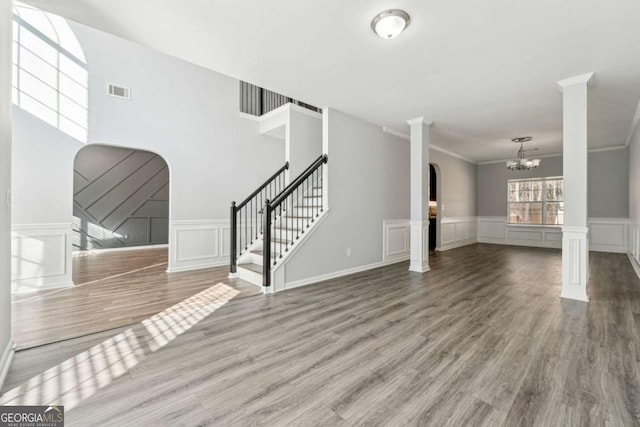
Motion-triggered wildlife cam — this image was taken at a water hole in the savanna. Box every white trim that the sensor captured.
[382,219,410,263]
[477,217,629,253]
[168,219,230,273]
[382,126,409,141]
[11,223,74,294]
[381,127,478,164]
[0,338,15,391]
[557,72,595,91]
[171,219,228,226]
[73,243,168,256]
[166,259,227,273]
[239,112,261,122]
[430,144,477,165]
[589,145,627,153]
[439,238,477,251]
[627,253,640,281]
[625,99,640,147]
[477,145,627,165]
[239,102,322,122]
[284,258,408,291]
[406,117,433,126]
[11,222,72,231]
[439,216,478,251]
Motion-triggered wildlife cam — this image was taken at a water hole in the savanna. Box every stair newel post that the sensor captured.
[230,201,237,275]
[263,200,272,288]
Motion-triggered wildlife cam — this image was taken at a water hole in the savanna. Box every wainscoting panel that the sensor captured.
[11,223,73,294]
[168,220,230,272]
[588,218,627,253]
[382,220,410,263]
[478,217,628,253]
[440,217,477,251]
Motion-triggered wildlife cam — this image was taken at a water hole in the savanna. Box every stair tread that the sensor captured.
[238,263,262,274]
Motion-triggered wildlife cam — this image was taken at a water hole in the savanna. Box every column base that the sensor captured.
[561,226,589,302]
[409,221,430,274]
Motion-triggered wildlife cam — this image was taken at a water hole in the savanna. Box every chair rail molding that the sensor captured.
[11,223,73,294]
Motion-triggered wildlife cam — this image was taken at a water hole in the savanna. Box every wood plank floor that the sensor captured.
[12,248,261,349]
[3,244,640,426]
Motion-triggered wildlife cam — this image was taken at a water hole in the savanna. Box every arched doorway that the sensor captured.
[429,163,442,251]
[72,144,170,283]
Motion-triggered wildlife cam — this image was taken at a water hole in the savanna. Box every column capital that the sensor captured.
[557,72,595,92]
[406,117,433,126]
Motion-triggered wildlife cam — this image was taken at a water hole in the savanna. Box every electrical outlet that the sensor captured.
[5,189,10,208]
[347,248,351,256]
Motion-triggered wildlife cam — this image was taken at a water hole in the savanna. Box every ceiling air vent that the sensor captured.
[107,83,131,100]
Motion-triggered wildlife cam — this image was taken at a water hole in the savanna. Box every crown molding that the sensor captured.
[477,144,627,165]
[381,127,476,164]
[406,117,433,126]
[625,99,640,147]
[430,145,477,164]
[557,72,595,92]
[382,126,409,141]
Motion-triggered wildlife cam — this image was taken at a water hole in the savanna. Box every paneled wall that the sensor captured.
[477,217,628,253]
[73,145,169,250]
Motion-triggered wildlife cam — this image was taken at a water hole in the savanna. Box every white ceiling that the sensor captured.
[24,0,640,162]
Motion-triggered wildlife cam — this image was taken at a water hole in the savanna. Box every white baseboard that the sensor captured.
[438,237,477,251]
[628,253,640,281]
[477,237,561,249]
[166,259,228,273]
[73,244,168,256]
[0,337,15,391]
[284,256,409,291]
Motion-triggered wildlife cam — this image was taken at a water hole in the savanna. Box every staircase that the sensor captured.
[230,155,328,291]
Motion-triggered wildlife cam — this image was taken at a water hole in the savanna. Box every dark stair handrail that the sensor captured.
[263,154,328,287]
[230,162,289,274]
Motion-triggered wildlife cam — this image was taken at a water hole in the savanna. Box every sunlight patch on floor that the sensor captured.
[0,283,239,409]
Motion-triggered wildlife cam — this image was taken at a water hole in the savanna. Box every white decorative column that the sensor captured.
[557,73,594,302]
[407,117,432,273]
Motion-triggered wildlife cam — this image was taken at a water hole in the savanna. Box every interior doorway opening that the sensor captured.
[429,163,441,251]
[71,144,170,284]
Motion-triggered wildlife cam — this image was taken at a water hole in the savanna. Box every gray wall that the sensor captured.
[12,18,285,231]
[430,149,477,217]
[287,108,322,179]
[477,149,629,218]
[73,144,169,250]
[631,126,640,225]
[0,0,13,384]
[285,109,410,282]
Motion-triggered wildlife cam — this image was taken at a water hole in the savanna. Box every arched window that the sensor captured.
[12,1,88,142]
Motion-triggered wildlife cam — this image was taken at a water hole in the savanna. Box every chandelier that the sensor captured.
[506,137,541,170]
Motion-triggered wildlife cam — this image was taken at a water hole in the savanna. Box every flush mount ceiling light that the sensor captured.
[371,9,410,39]
[506,137,541,171]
